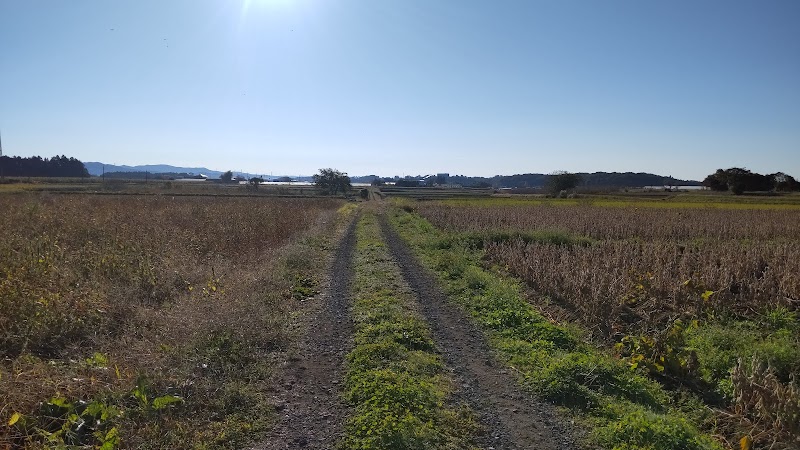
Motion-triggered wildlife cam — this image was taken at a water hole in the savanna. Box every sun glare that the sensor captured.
[239,0,296,24]
[241,0,292,13]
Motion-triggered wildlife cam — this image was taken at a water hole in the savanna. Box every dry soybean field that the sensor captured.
[0,194,343,449]
[409,196,800,449]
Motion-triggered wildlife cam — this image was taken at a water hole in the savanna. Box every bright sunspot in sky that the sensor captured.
[0,0,798,179]
[240,0,294,17]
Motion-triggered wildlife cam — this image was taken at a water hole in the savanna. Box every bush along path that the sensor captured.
[252,208,358,450]
[338,211,481,449]
[386,206,723,450]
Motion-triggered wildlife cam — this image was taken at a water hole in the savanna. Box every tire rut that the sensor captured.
[379,214,578,450]
[251,218,357,450]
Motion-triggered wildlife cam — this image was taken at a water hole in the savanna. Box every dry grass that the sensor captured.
[0,194,343,448]
[728,357,800,448]
[421,202,800,241]
[485,239,800,339]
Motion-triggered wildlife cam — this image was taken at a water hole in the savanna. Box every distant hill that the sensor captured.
[575,172,700,188]
[376,172,700,189]
[100,171,206,180]
[84,162,225,178]
[486,172,700,189]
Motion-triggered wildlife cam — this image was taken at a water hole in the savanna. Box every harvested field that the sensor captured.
[0,194,343,448]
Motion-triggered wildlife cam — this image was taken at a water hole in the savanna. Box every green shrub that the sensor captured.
[594,408,722,450]
[345,369,441,417]
[342,407,439,450]
[356,320,437,352]
[686,322,800,393]
[527,352,667,411]
[761,306,798,332]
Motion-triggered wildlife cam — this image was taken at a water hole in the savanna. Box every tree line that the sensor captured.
[0,155,89,178]
[371,172,699,189]
[702,168,799,195]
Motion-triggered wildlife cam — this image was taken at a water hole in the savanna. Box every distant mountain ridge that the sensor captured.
[84,162,225,178]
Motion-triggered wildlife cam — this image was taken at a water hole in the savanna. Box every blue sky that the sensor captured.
[1,0,798,179]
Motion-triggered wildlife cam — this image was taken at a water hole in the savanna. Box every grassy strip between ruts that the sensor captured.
[340,211,479,450]
[388,206,722,450]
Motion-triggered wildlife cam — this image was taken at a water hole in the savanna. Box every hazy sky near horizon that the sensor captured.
[1,1,798,180]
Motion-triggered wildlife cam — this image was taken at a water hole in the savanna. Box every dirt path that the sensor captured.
[379,214,578,450]
[251,218,356,450]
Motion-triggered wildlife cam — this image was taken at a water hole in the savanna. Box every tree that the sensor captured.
[702,170,728,191]
[220,170,233,182]
[546,171,582,195]
[0,155,89,178]
[701,168,775,195]
[771,172,800,192]
[313,168,351,195]
[247,177,264,190]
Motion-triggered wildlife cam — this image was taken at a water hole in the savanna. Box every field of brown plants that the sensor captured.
[416,199,800,449]
[0,193,343,448]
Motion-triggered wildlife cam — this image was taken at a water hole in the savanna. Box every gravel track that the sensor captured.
[253,210,577,450]
[251,218,357,450]
[379,214,578,450]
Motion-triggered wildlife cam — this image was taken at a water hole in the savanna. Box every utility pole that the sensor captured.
[0,128,4,181]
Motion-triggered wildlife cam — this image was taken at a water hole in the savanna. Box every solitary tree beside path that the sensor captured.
[314,168,351,196]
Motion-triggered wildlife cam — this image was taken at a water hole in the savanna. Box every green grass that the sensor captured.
[388,207,722,450]
[685,313,800,397]
[340,211,479,450]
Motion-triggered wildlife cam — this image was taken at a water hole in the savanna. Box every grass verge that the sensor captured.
[387,206,722,450]
[340,210,479,449]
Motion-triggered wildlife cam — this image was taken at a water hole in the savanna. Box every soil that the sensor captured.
[251,218,357,450]
[379,214,579,450]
